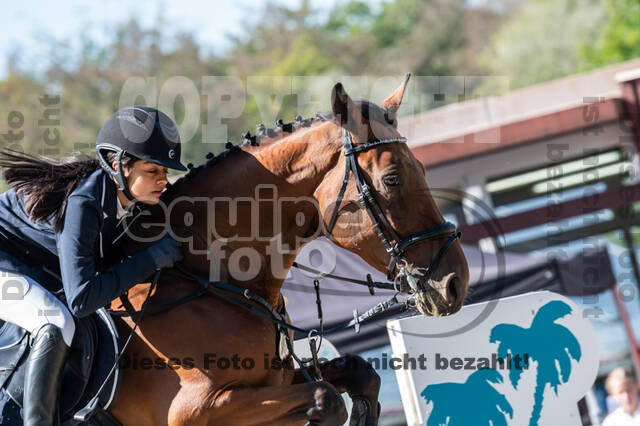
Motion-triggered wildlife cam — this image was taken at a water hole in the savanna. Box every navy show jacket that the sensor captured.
[0,168,157,317]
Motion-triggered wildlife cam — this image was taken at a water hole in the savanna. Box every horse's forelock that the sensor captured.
[169,113,328,188]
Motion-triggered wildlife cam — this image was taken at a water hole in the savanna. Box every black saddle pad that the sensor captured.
[0,309,122,424]
[0,321,29,391]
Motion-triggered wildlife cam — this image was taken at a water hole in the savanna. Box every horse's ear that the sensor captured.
[331,82,367,138]
[381,73,411,114]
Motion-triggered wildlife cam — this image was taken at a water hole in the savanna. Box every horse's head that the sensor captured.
[316,74,469,316]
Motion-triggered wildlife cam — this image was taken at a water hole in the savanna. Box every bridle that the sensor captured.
[325,128,461,288]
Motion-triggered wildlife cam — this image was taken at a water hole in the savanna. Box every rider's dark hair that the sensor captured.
[0,149,139,231]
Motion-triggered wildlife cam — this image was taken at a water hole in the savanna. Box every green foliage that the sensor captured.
[581,0,640,69]
[0,73,49,191]
[1,19,229,170]
[326,1,373,35]
[477,0,606,92]
[5,0,638,175]
[0,0,498,165]
[371,0,419,49]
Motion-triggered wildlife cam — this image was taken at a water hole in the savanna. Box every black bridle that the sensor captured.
[326,128,461,286]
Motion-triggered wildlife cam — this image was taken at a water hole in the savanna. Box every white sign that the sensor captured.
[387,291,599,426]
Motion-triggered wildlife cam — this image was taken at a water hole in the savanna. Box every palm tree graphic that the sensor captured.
[490,300,581,426]
[421,368,513,426]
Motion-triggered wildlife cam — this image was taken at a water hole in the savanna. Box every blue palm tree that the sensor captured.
[421,369,513,426]
[490,300,581,426]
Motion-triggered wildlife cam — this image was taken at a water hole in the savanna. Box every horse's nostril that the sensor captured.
[448,276,459,301]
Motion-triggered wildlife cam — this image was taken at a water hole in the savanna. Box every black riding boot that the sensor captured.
[23,324,69,426]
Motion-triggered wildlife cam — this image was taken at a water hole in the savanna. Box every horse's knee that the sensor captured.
[342,355,380,393]
[355,356,380,391]
[322,354,380,400]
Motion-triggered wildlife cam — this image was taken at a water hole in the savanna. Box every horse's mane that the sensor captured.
[167,112,329,190]
[167,99,390,191]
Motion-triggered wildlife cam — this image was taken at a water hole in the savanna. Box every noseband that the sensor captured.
[325,128,461,283]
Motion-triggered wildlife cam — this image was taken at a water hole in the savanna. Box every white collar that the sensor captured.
[116,196,134,221]
[606,406,640,423]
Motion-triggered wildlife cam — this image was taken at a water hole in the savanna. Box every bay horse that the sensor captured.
[109,74,470,425]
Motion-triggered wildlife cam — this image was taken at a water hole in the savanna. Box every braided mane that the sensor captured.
[169,112,332,188]
[170,98,389,188]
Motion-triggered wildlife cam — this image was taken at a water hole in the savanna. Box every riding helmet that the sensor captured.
[96,106,187,201]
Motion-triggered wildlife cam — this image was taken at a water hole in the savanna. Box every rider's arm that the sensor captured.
[56,194,157,317]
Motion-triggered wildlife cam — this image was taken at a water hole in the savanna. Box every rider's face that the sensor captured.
[610,378,639,414]
[113,160,169,205]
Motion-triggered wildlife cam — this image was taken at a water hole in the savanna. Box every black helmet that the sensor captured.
[96,106,187,201]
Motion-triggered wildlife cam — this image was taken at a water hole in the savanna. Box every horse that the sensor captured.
[109,74,470,425]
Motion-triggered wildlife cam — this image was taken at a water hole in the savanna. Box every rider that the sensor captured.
[0,106,186,425]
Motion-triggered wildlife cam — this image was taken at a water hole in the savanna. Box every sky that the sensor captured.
[0,0,338,78]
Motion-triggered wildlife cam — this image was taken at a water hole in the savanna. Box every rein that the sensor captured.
[108,260,405,338]
[105,223,409,387]
[101,217,408,391]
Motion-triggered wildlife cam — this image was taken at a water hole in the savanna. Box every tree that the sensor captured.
[41,19,227,167]
[1,0,509,175]
[0,72,49,191]
[581,0,640,70]
[490,300,581,426]
[477,0,606,93]
[0,18,228,168]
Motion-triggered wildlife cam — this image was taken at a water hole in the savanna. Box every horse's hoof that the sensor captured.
[307,382,348,425]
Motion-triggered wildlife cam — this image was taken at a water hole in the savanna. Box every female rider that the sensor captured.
[0,106,185,425]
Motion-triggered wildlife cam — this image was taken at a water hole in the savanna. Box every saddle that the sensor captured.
[0,309,122,425]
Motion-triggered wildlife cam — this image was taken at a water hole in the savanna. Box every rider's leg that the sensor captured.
[0,272,75,425]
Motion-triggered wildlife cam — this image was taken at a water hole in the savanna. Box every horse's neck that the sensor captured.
[168,123,342,307]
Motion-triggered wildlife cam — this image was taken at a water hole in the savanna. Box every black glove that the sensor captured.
[146,234,183,270]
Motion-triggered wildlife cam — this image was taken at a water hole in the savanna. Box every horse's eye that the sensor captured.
[383,174,401,187]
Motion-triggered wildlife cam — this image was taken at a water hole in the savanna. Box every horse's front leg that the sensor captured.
[292,354,381,426]
[196,381,348,426]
